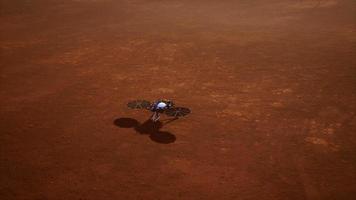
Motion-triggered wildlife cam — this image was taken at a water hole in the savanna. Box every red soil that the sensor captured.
[1,0,355,199]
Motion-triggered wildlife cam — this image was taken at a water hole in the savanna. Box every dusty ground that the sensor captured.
[1,0,356,199]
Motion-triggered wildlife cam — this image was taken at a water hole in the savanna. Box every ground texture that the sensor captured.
[1,0,356,199]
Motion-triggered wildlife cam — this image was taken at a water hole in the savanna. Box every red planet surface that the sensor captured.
[1,0,355,199]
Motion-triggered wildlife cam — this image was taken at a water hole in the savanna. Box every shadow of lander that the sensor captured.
[114,118,177,144]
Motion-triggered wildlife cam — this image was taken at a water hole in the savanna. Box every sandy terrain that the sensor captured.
[1,0,356,199]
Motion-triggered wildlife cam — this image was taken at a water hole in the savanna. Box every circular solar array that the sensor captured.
[165,107,191,117]
[127,100,151,109]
